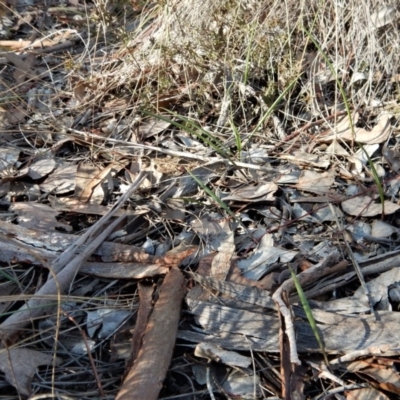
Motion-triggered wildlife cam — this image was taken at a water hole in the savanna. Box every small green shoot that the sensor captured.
[0,269,21,286]
[187,170,247,231]
[143,110,233,160]
[288,265,330,367]
[230,118,242,155]
[248,75,299,141]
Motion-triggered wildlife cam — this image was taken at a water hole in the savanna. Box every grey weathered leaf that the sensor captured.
[0,348,61,396]
[370,5,397,29]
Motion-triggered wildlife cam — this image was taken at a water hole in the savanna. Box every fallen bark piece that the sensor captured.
[125,283,154,374]
[116,267,185,400]
[0,174,146,343]
[181,298,400,355]
[80,262,169,278]
[0,221,186,265]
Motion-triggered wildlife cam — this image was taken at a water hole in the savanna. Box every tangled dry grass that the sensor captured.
[2,0,400,399]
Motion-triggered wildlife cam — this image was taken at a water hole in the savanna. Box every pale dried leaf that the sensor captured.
[137,117,171,139]
[280,152,330,168]
[296,170,335,195]
[371,220,398,238]
[236,234,297,280]
[341,196,400,217]
[40,163,77,194]
[346,388,389,400]
[223,182,278,202]
[10,202,72,232]
[195,343,251,368]
[370,5,397,29]
[0,348,61,396]
[22,158,56,180]
[321,113,392,144]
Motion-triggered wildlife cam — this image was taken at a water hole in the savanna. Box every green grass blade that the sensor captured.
[288,265,329,366]
[142,110,233,160]
[187,170,247,232]
[230,119,242,155]
[250,76,299,138]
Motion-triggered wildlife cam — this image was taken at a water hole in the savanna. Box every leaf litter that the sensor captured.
[2,0,400,399]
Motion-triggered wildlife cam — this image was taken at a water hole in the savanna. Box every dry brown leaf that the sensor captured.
[296,169,335,195]
[75,162,114,203]
[19,158,56,180]
[10,202,72,232]
[320,113,392,144]
[137,116,171,139]
[346,387,389,400]
[40,163,77,194]
[280,152,330,168]
[0,348,61,396]
[6,52,38,83]
[341,196,400,217]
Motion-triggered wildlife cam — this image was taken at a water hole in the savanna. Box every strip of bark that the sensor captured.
[116,268,185,400]
[0,216,123,344]
[0,220,193,266]
[126,283,154,371]
[0,174,145,344]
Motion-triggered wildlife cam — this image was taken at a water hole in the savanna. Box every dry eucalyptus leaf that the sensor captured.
[40,163,77,194]
[371,220,398,238]
[195,342,251,368]
[75,162,114,204]
[320,113,392,144]
[23,158,56,180]
[370,5,397,29]
[0,348,61,396]
[223,182,278,202]
[137,117,171,139]
[346,387,389,400]
[341,196,400,217]
[10,202,72,232]
[280,152,330,168]
[296,170,335,195]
